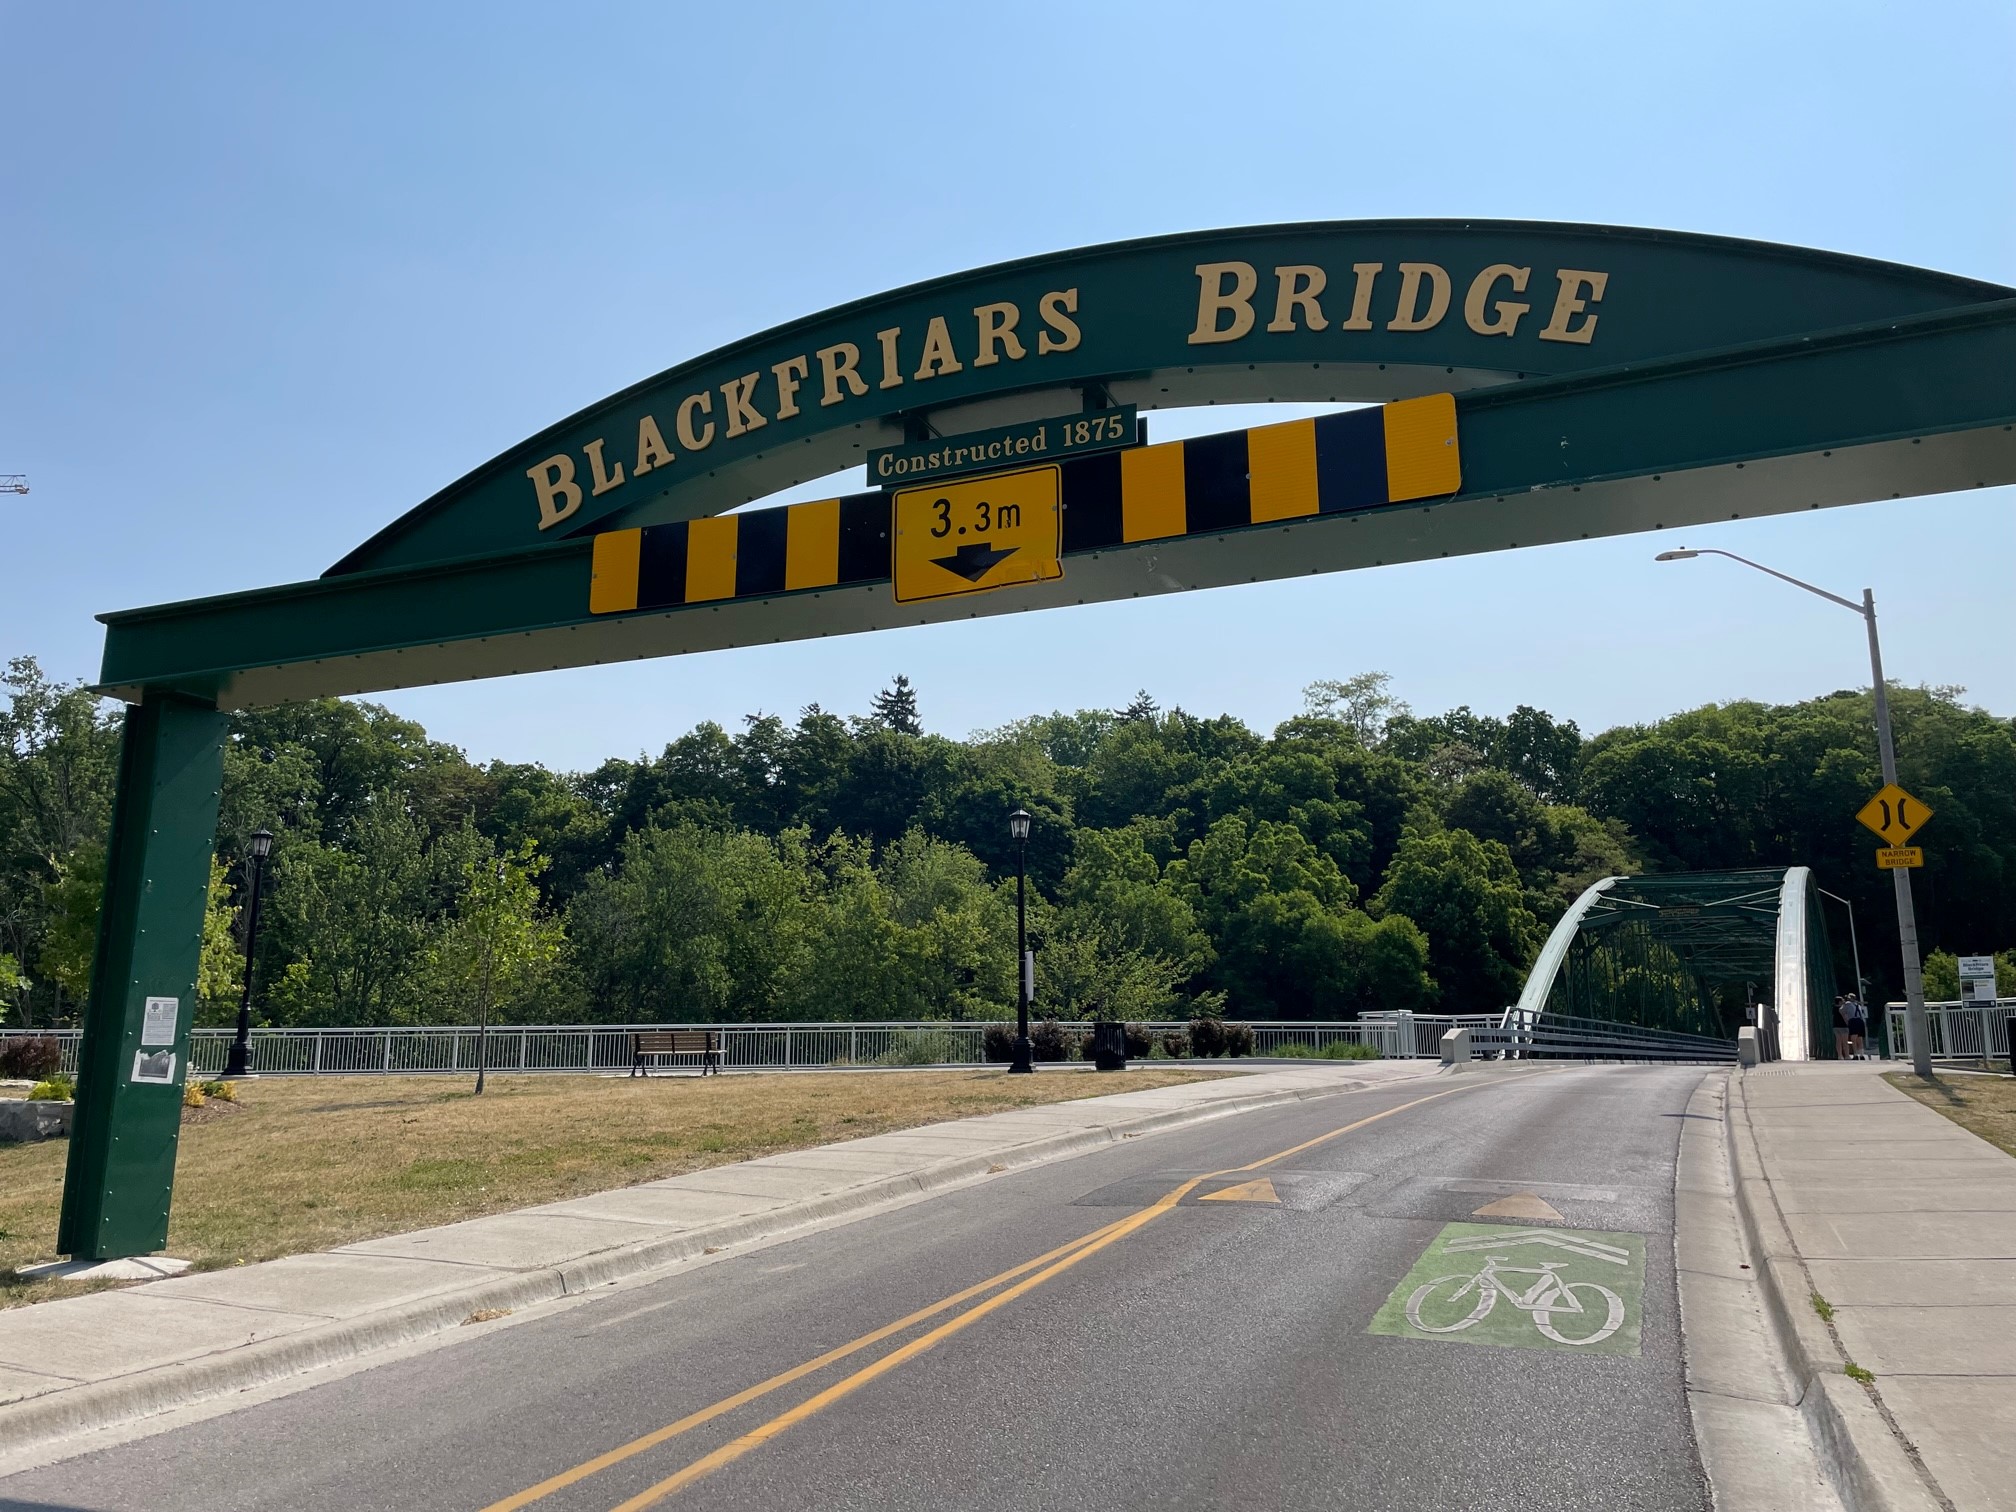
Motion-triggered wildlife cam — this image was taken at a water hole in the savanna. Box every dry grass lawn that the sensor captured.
[1885,1070,2016,1160]
[0,1067,1220,1309]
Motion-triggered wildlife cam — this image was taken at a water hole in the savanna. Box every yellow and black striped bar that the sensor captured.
[589,493,891,614]
[590,394,1458,614]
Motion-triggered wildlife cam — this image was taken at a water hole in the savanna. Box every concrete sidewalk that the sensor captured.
[0,1059,1430,1457]
[1729,1060,2016,1512]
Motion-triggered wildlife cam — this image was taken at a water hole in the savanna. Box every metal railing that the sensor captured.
[1470,1010,1739,1063]
[0,1011,1746,1076]
[4,1019,1424,1078]
[1353,1012,1505,1059]
[1885,1000,2013,1063]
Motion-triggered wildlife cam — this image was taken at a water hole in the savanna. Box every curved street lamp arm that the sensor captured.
[1683,548,1867,616]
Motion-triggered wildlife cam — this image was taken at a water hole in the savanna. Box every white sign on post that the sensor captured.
[140,996,180,1047]
[1956,956,1996,980]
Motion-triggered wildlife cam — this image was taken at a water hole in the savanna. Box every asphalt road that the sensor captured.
[1,1064,1714,1512]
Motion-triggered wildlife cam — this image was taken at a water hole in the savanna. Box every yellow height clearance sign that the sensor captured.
[892,465,1062,604]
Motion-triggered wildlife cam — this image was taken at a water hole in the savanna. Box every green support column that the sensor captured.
[57,693,227,1261]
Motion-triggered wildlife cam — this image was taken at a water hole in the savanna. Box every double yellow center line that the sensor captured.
[484,1082,1479,1511]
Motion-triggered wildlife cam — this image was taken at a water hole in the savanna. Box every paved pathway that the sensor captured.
[1733,1060,2016,1512]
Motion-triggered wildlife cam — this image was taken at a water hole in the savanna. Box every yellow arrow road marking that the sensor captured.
[1471,1191,1565,1221]
[1200,1177,1281,1204]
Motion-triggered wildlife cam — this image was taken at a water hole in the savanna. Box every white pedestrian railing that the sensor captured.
[3,1019,1421,1078]
[1886,999,2013,1063]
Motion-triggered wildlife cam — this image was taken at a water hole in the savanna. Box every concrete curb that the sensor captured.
[0,1068,1395,1459]
[1723,1069,1948,1512]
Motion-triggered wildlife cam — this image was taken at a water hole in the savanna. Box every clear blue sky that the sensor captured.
[5,2,2012,769]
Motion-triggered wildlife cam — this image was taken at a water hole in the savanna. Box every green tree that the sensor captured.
[870,674,923,735]
[1371,826,1542,1012]
[0,658,120,1024]
[264,796,484,1025]
[1117,690,1160,723]
[876,828,1016,1019]
[0,951,28,1029]
[428,844,564,1092]
[565,823,813,1022]
[1302,672,1410,745]
[1059,824,1210,972]
[196,857,244,1015]
[1166,814,1430,1018]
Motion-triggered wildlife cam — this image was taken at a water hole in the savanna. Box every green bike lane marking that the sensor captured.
[1369,1222,1646,1357]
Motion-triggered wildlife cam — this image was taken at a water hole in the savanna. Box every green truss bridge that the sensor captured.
[1510,868,1844,1062]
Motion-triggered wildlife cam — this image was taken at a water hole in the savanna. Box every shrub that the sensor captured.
[27,1075,74,1102]
[1160,1029,1190,1058]
[982,1023,1016,1063]
[1322,1040,1379,1060]
[1030,1019,1073,1062]
[202,1079,239,1102]
[1271,1039,1379,1060]
[1222,1022,1255,1057]
[0,1036,62,1081]
[1188,1016,1226,1058]
[182,1082,207,1108]
[1121,1023,1154,1058]
[875,1028,958,1067]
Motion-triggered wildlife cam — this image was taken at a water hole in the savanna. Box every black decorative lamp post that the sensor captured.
[224,829,274,1078]
[1008,808,1033,1074]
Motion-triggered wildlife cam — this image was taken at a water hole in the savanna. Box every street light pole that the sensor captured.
[1818,885,1876,1056]
[1657,548,1932,1074]
[223,829,274,1079]
[1008,808,1033,1074]
[1817,888,1866,1007]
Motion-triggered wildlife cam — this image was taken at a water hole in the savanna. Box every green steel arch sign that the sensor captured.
[334,220,2006,574]
[62,221,2016,1258]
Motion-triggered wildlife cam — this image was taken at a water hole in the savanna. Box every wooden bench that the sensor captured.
[630,1030,722,1077]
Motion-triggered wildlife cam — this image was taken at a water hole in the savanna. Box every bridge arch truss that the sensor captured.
[1512,868,1840,1060]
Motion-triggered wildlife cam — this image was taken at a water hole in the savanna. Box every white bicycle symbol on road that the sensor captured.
[1406,1253,1626,1346]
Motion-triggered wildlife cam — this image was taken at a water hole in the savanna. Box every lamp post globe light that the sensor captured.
[223,829,275,1079]
[1008,808,1034,1074]
[1656,548,1932,1075]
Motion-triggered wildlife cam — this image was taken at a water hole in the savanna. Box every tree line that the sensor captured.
[3,657,2012,1031]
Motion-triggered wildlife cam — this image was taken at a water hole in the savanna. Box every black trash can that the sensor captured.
[1090,1021,1128,1072]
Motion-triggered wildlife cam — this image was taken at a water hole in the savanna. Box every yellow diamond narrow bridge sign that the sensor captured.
[1855,783,1932,848]
[893,465,1062,605]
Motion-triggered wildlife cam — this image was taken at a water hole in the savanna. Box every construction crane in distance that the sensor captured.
[1,475,27,494]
